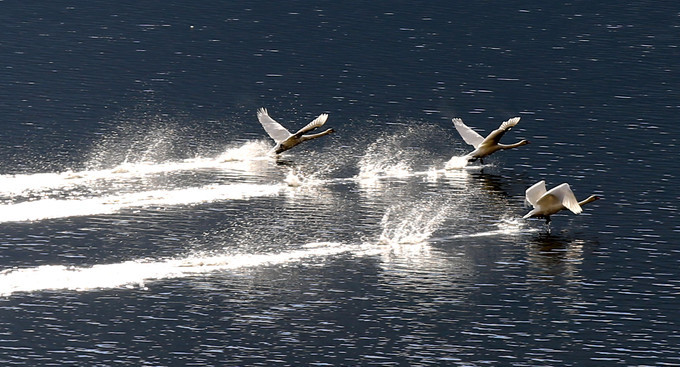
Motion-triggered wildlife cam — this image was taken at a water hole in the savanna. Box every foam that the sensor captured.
[0,183,284,223]
[0,242,348,296]
[0,141,272,197]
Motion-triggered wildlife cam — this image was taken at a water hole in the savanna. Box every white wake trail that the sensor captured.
[0,220,533,297]
[0,141,271,197]
[0,242,354,296]
[0,183,284,223]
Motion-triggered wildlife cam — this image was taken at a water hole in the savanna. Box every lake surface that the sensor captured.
[1,1,678,365]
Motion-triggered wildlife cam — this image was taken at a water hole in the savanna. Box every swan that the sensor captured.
[257,108,335,154]
[453,117,529,163]
[523,180,600,224]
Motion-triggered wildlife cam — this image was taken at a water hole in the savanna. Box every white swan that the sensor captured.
[453,117,529,163]
[257,108,334,154]
[523,180,600,224]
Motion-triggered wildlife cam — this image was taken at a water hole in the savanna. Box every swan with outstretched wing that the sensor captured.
[523,180,600,224]
[452,117,529,163]
[257,108,334,155]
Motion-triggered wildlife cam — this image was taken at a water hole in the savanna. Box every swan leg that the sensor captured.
[543,217,552,233]
[275,158,296,167]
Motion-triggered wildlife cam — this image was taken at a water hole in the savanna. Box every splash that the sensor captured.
[216,140,271,162]
[357,160,411,179]
[0,242,350,296]
[285,170,304,187]
[356,133,415,181]
[86,115,178,169]
[283,169,324,188]
[379,200,451,245]
[445,217,535,239]
[494,217,529,234]
[424,167,442,182]
[0,183,284,223]
[445,155,470,170]
[355,153,412,191]
[0,219,535,297]
[0,141,271,198]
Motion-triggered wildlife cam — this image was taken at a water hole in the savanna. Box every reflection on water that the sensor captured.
[0,122,675,366]
[1,1,679,363]
[0,142,536,298]
[526,231,590,282]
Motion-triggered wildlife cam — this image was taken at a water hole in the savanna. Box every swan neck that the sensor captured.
[301,129,333,141]
[499,140,527,149]
[578,195,599,207]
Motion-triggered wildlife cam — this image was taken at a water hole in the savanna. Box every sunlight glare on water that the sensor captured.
[0,140,273,198]
[0,183,284,223]
[379,199,452,245]
[0,242,349,296]
[1,1,678,365]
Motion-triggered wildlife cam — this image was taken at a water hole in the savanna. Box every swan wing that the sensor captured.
[484,117,521,144]
[293,113,328,137]
[540,183,583,215]
[452,118,485,148]
[257,108,292,143]
[525,180,547,207]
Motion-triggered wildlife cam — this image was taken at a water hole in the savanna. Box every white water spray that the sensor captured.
[0,141,272,198]
[379,200,452,245]
[445,155,470,170]
[0,242,350,296]
[0,183,284,223]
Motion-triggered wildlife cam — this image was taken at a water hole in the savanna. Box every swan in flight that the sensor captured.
[257,108,335,154]
[453,117,529,163]
[523,180,600,224]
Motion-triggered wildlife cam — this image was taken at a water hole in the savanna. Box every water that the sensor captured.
[1,1,678,365]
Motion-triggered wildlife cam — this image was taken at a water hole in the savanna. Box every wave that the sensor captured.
[0,183,284,223]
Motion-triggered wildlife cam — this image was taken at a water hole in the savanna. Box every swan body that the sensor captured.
[523,180,600,224]
[257,108,334,154]
[453,117,529,163]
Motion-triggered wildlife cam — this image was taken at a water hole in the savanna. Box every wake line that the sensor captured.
[0,183,284,223]
[436,221,540,241]
[0,141,272,197]
[0,242,362,296]
[0,222,531,297]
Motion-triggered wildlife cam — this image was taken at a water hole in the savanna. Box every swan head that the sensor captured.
[579,195,601,206]
[587,195,601,202]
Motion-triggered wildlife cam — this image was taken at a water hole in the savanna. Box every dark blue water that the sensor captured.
[1,1,678,365]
